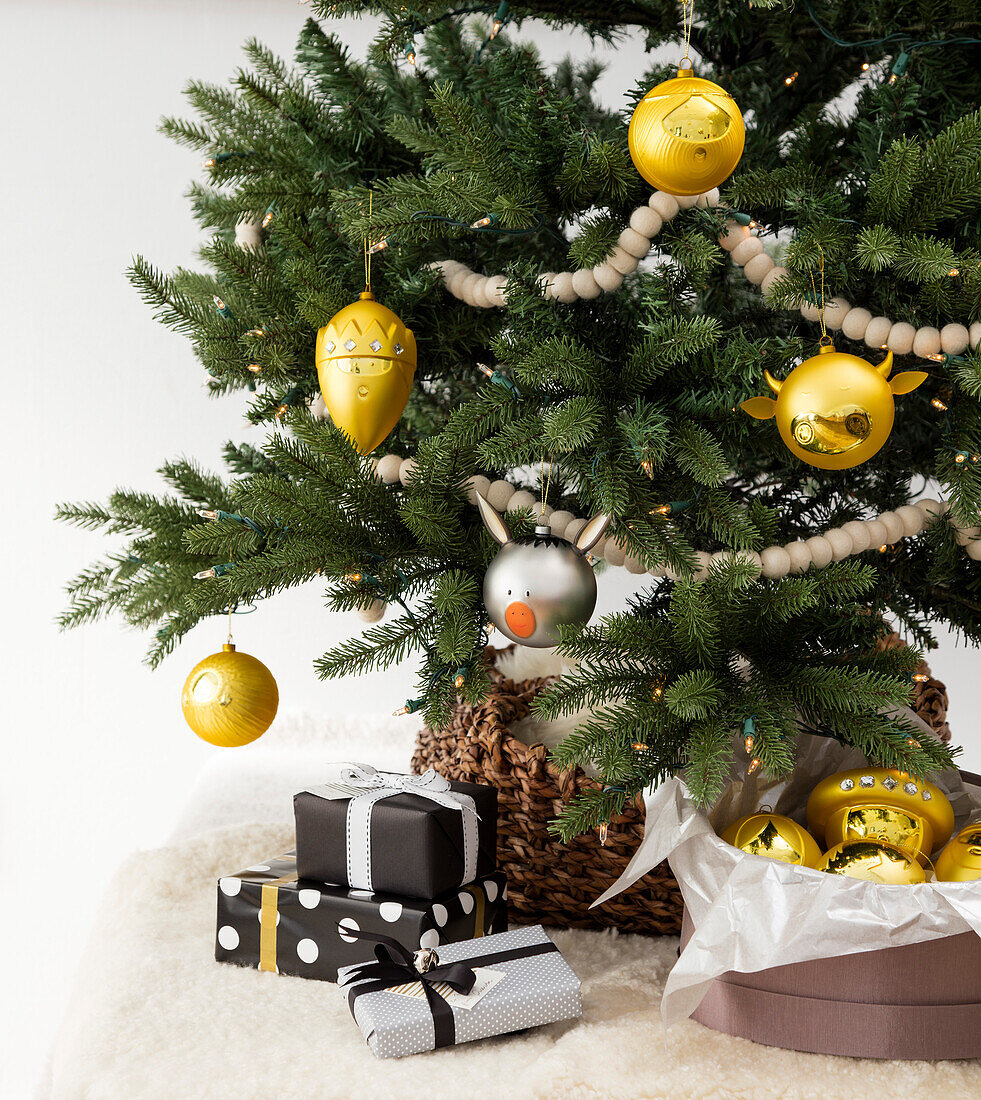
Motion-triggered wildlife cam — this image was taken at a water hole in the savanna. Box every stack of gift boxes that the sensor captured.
[214,763,582,1057]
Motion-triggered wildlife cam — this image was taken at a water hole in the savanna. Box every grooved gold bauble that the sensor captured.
[181,643,278,747]
[935,823,981,882]
[721,812,821,867]
[816,839,926,884]
[315,290,417,455]
[807,767,953,859]
[628,66,745,196]
[741,344,928,471]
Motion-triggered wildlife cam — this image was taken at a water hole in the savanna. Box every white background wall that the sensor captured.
[1,3,977,1095]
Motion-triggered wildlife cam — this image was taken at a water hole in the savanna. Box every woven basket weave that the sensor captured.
[412,638,951,936]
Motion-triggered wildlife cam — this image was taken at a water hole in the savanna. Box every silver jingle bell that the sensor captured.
[413,947,440,973]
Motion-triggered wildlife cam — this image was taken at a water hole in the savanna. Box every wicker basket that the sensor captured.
[412,639,951,936]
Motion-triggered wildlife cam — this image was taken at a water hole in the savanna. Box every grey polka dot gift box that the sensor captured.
[215,851,508,982]
[338,924,582,1058]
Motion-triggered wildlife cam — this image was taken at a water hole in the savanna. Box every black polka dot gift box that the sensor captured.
[215,851,507,982]
[338,923,582,1059]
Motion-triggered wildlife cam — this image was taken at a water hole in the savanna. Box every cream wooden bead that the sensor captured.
[461,272,485,304]
[536,504,554,524]
[564,517,587,543]
[800,299,822,323]
[805,536,834,568]
[693,550,713,579]
[895,505,925,537]
[508,490,537,513]
[785,541,812,573]
[841,521,873,553]
[444,267,471,297]
[953,522,979,548]
[824,528,854,560]
[234,216,264,251]
[468,277,493,308]
[604,538,627,567]
[912,326,942,360]
[547,510,575,537]
[485,479,514,511]
[941,324,970,355]
[719,221,751,251]
[376,453,403,484]
[675,194,700,209]
[650,192,680,220]
[823,297,851,331]
[743,253,775,285]
[608,246,641,275]
[356,598,386,624]
[965,534,981,560]
[915,498,948,523]
[618,227,651,258]
[487,276,509,307]
[864,316,892,350]
[549,272,578,303]
[592,263,623,292]
[696,188,721,209]
[464,474,491,504]
[760,266,788,296]
[864,519,888,547]
[760,546,792,578]
[398,457,418,484]
[571,268,602,299]
[971,323,981,349]
[841,308,872,342]
[887,322,916,355]
[878,511,905,543]
[731,237,764,266]
[625,551,648,574]
[629,206,663,237]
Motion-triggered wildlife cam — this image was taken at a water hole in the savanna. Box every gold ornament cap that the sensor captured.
[935,821,981,882]
[315,290,417,455]
[816,839,927,884]
[720,812,821,867]
[807,767,953,857]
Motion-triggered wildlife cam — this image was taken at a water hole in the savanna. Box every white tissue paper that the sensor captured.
[592,716,981,1028]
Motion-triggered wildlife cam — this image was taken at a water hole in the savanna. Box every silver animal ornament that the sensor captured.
[476,492,611,648]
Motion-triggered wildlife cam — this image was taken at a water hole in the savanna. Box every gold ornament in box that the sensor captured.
[181,643,279,747]
[935,822,981,882]
[315,290,417,455]
[741,343,927,471]
[628,65,744,196]
[720,812,821,867]
[806,767,953,862]
[816,839,927,884]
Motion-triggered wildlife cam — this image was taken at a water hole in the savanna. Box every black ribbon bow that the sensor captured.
[338,926,477,1049]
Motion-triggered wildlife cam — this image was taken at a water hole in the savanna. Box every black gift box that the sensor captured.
[215,850,507,982]
[293,774,497,899]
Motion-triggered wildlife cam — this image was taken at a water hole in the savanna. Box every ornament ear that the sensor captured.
[890,371,929,396]
[740,396,778,420]
[573,513,612,554]
[764,370,783,395]
[876,349,894,378]
[476,492,512,545]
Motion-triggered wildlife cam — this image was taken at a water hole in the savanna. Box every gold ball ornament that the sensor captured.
[721,812,821,867]
[806,767,953,862]
[181,643,279,747]
[935,822,981,882]
[628,65,745,196]
[816,839,927,884]
[741,343,928,471]
[315,290,417,455]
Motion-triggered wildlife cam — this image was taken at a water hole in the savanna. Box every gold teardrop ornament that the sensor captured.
[628,66,745,196]
[181,643,279,747]
[315,290,417,455]
[721,812,821,867]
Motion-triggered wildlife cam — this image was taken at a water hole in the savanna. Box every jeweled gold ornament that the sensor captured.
[816,839,926,884]
[721,812,821,867]
[741,343,927,471]
[315,290,417,455]
[628,65,745,196]
[181,643,278,747]
[935,822,981,882]
[806,767,953,861]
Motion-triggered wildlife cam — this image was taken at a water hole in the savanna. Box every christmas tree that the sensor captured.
[59,1,981,839]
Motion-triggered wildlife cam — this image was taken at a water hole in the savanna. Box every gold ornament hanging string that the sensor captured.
[363,190,374,293]
[540,452,555,524]
[681,0,695,67]
[808,245,830,345]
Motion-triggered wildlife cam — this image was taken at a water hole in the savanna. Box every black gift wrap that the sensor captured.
[215,851,507,982]
[293,777,497,899]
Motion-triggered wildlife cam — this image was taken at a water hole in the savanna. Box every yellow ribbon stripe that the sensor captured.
[469,885,485,938]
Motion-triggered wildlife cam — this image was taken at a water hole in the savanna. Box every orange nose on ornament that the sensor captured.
[505,601,536,639]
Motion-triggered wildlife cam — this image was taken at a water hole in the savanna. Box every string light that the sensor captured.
[631,740,649,752]
[931,397,949,412]
[912,672,929,683]
[197,509,219,520]
[651,684,663,700]
[861,61,870,71]
[907,737,921,748]
[247,363,262,373]
[743,716,755,755]
[247,327,266,338]
[470,214,498,229]
[784,71,798,86]
[406,48,416,66]
[454,666,468,689]
[193,562,234,580]
[948,267,960,277]
[212,295,233,318]
[477,362,521,398]
[393,698,423,716]
[598,822,609,845]
[747,758,761,775]
[368,238,390,254]
[261,207,275,229]
[346,572,362,583]
[489,1,508,38]
[878,544,889,552]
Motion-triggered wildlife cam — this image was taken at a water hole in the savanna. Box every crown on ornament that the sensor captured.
[316,290,417,364]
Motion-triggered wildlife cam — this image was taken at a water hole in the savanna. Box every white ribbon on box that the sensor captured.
[591,730,981,1029]
[304,763,478,892]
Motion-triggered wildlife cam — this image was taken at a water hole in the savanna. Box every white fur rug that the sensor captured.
[48,821,981,1100]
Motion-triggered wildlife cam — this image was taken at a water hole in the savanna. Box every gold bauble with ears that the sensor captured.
[721,812,821,867]
[936,822,981,882]
[741,343,928,470]
[816,839,927,883]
